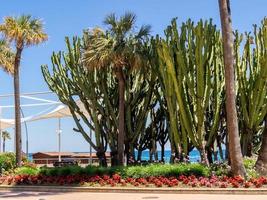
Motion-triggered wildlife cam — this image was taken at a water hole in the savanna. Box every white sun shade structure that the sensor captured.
[0,118,14,129]
[29,100,92,163]
[0,118,14,152]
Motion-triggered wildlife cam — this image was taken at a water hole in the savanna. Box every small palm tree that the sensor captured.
[83,12,150,165]
[0,15,47,166]
[2,131,11,152]
[0,38,14,73]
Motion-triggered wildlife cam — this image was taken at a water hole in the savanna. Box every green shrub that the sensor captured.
[122,163,210,178]
[210,162,230,176]
[14,166,39,175]
[40,165,85,176]
[243,157,260,179]
[0,152,16,173]
[38,163,210,178]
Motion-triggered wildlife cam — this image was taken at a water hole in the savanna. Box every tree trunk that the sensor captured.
[241,129,253,157]
[199,145,209,166]
[14,46,23,167]
[218,0,246,177]
[218,142,224,161]
[255,117,267,175]
[207,147,213,164]
[149,148,153,162]
[96,151,107,167]
[3,138,6,152]
[161,144,165,163]
[110,150,118,166]
[116,67,125,166]
[125,141,135,165]
[137,149,142,162]
[170,141,176,164]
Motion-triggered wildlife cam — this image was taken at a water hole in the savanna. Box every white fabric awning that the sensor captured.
[29,104,72,121]
[29,100,87,122]
[0,100,88,129]
[0,119,14,129]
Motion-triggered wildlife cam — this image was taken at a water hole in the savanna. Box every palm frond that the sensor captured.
[0,39,14,74]
[103,13,117,29]
[136,25,151,39]
[0,15,48,47]
[119,12,136,34]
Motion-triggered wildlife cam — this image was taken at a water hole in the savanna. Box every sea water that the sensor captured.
[28,149,203,163]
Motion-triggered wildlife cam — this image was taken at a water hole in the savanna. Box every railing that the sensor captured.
[33,157,111,165]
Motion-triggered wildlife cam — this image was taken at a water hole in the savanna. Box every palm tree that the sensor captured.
[0,38,14,73]
[218,0,246,177]
[0,15,47,166]
[2,131,11,152]
[83,12,150,165]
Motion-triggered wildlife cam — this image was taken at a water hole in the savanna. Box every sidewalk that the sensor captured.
[0,191,267,200]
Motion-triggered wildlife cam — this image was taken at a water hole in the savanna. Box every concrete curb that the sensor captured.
[1,185,267,194]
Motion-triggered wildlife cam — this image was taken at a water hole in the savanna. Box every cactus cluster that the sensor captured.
[155,19,225,165]
[235,19,267,156]
[42,18,267,167]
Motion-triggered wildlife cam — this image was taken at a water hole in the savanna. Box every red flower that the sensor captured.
[112,174,121,182]
[244,181,251,188]
[220,182,228,188]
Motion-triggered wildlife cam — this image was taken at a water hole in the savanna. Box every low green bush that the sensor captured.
[14,166,39,175]
[40,165,85,176]
[121,163,210,178]
[0,152,16,173]
[243,157,260,178]
[38,163,210,178]
[210,162,230,176]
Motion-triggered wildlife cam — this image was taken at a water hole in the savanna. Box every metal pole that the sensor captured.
[58,118,62,162]
[20,108,29,158]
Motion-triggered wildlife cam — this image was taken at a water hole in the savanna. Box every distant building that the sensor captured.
[32,152,110,165]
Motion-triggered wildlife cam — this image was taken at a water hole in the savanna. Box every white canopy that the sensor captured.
[0,119,14,129]
[29,104,72,121]
[0,100,87,129]
[29,100,87,121]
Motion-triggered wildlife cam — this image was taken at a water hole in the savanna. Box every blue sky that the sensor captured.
[0,0,266,153]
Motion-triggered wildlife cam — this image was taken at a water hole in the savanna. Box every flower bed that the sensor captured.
[0,174,266,188]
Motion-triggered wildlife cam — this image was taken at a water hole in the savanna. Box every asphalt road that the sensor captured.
[0,191,267,200]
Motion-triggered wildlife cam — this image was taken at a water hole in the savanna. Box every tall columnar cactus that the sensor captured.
[42,37,119,166]
[235,19,267,156]
[124,65,156,163]
[42,36,156,166]
[156,19,224,165]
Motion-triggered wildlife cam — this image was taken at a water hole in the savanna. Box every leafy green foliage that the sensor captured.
[38,163,210,178]
[14,166,39,176]
[210,162,230,176]
[0,152,16,172]
[243,157,260,179]
[122,163,210,178]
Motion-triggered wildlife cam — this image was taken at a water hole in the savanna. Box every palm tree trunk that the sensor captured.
[116,67,125,166]
[3,138,5,152]
[255,117,267,175]
[14,46,23,167]
[218,0,246,177]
